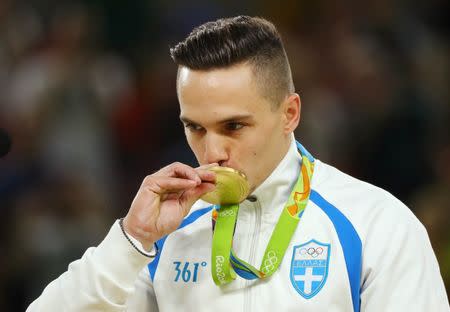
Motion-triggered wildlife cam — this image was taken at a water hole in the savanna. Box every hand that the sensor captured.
[122,162,217,250]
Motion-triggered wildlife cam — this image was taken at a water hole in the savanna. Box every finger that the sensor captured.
[196,168,216,183]
[195,163,219,183]
[181,182,216,210]
[160,162,201,184]
[193,182,216,197]
[172,165,202,184]
[157,162,217,182]
[144,176,197,194]
[196,162,219,170]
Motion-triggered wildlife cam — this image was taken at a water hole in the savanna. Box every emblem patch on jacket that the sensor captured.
[290,239,330,299]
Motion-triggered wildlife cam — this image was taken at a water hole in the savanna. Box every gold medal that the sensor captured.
[201,166,250,205]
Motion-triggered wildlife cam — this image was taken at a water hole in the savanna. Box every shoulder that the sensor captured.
[310,159,426,243]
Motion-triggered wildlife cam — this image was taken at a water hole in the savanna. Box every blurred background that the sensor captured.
[0,0,448,309]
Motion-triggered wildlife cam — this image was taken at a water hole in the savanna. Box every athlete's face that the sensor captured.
[177,63,300,192]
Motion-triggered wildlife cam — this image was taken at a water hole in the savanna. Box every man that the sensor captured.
[28,16,448,311]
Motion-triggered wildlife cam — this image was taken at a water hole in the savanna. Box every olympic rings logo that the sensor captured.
[219,210,235,217]
[262,250,278,272]
[299,247,323,258]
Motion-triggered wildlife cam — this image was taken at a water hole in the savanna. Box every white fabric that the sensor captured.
[27,219,151,311]
[27,137,449,311]
[124,226,157,256]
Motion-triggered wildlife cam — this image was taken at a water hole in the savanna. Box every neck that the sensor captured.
[251,134,293,193]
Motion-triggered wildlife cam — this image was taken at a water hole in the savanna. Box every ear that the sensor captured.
[281,93,301,135]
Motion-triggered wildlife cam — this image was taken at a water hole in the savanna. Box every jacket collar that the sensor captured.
[239,134,302,218]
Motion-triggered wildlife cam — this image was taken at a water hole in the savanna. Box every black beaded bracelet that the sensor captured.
[119,218,158,258]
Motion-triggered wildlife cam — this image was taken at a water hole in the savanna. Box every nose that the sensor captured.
[204,133,228,165]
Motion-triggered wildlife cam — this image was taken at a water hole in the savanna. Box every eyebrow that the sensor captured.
[179,114,253,125]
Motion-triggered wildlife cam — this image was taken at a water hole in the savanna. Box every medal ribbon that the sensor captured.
[211,153,314,285]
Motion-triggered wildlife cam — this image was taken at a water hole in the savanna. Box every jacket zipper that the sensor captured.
[243,199,261,312]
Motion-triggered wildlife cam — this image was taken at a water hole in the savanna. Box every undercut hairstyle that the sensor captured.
[170,16,295,109]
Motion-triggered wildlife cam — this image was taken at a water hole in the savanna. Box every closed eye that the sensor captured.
[224,122,245,131]
[185,123,204,132]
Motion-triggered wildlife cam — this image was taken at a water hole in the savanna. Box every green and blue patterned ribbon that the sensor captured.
[211,154,314,285]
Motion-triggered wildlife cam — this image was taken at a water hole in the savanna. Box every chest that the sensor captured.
[151,206,356,312]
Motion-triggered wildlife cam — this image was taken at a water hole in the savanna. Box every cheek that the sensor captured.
[185,133,204,163]
[236,135,265,165]
[243,122,281,163]
[249,121,280,150]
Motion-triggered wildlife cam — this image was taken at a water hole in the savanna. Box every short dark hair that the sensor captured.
[170,16,295,108]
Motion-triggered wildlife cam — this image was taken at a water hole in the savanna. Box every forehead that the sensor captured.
[177,64,270,123]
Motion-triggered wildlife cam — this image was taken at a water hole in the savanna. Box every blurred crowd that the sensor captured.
[0,0,448,309]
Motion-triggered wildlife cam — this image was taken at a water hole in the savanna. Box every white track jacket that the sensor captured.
[27,138,449,311]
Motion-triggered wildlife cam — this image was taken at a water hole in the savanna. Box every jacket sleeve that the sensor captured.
[360,198,449,311]
[126,266,159,311]
[26,220,158,311]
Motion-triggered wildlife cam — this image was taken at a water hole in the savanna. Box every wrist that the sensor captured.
[122,217,156,252]
[119,218,158,257]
